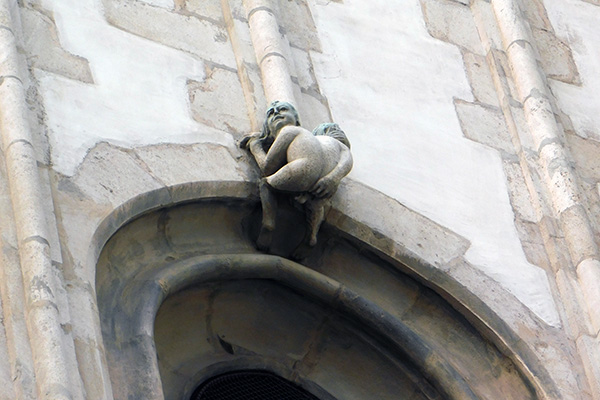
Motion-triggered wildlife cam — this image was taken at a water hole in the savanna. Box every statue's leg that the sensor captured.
[306,198,330,246]
[257,178,277,251]
[266,158,321,193]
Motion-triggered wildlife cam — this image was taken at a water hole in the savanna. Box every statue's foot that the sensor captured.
[256,225,273,252]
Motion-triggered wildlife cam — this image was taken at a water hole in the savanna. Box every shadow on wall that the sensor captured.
[96,198,541,400]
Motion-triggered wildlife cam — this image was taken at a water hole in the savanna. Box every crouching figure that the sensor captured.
[240,101,353,250]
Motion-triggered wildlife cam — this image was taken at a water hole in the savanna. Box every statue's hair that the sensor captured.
[260,101,301,140]
[312,123,351,149]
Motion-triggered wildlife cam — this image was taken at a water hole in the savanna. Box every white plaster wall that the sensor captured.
[309,0,559,325]
[544,0,600,141]
[37,0,232,176]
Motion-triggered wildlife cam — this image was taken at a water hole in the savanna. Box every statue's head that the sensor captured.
[312,123,351,149]
[261,101,300,140]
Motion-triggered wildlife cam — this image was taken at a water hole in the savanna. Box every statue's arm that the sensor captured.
[248,137,268,172]
[311,144,353,198]
[258,126,298,176]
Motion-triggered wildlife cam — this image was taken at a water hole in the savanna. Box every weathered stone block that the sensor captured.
[531,28,580,84]
[188,66,251,134]
[519,0,553,30]
[331,179,470,267]
[70,143,164,207]
[38,167,62,263]
[471,0,502,50]
[565,133,600,181]
[273,0,321,51]
[576,335,600,399]
[290,47,316,93]
[463,51,499,106]
[20,8,93,83]
[229,18,256,65]
[103,0,236,68]
[503,160,538,221]
[515,220,550,269]
[184,0,224,23]
[560,205,598,265]
[487,49,519,104]
[506,103,536,152]
[577,258,600,334]
[0,301,15,400]
[555,268,592,339]
[134,142,252,186]
[293,86,331,132]
[421,0,484,55]
[455,100,515,154]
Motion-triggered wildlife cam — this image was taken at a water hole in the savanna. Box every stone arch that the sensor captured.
[93,182,561,399]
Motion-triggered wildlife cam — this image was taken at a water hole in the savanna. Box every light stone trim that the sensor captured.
[221,0,263,131]
[492,0,600,396]
[243,0,296,105]
[0,1,79,399]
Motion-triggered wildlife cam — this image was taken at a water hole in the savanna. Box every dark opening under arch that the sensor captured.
[191,371,321,400]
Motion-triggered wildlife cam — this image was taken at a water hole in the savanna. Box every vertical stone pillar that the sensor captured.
[0,1,80,398]
[243,0,296,106]
[492,0,600,397]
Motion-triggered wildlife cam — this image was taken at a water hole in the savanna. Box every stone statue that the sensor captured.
[240,101,353,251]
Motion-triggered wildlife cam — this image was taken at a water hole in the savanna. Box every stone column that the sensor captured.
[243,0,296,106]
[492,0,600,397]
[0,1,80,398]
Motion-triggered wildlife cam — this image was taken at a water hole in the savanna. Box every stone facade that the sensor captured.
[0,0,598,399]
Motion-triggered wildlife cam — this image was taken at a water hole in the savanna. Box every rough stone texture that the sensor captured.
[182,0,224,24]
[20,7,93,83]
[566,133,600,180]
[455,100,515,154]
[555,268,593,339]
[560,205,598,265]
[188,66,252,134]
[421,0,484,54]
[577,335,600,399]
[462,51,500,106]
[70,143,164,208]
[0,299,16,400]
[515,219,550,268]
[273,0,321,51]
[103,0,236,68]
[577,258,600,334]
[508,103,536,152]
[503,160,538,222]
[470,0,502,50]
[331,179,470,267]
[545,0,600,142]
[38,166,62,264]
[134,143,252,185]
[290,47,316,93]
[531,27,580,84]
[0,154,37,399]
[432,256,587,400]
[487,49,519,104]
[293,86,331,132]
[520,0,554,30]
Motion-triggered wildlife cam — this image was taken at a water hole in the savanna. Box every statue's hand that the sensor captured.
[239,132,261,149]
[310,176,338,199]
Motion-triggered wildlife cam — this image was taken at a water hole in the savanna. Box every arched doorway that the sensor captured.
[95,198,543,399]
